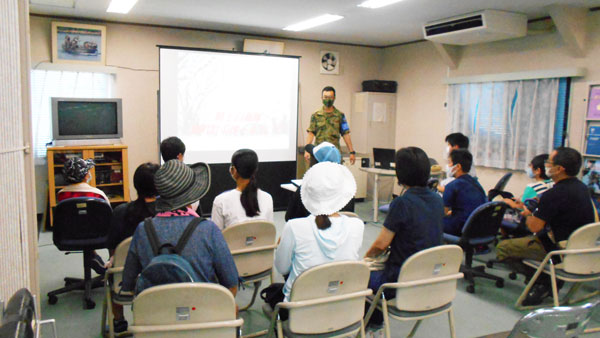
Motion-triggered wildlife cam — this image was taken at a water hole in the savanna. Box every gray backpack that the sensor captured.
[134,217,204,295]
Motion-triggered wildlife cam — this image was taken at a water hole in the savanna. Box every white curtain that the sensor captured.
[448,78,559,170]
[30,70,113,163]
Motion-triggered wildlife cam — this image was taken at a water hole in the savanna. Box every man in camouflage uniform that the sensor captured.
[305,86,356,165]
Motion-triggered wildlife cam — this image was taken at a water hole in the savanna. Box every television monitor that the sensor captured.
[51,97,123,141]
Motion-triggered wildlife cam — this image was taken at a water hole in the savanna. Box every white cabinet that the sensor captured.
[351,92,396,155]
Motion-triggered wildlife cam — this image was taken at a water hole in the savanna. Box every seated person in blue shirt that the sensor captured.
[364,147,444,330]
[443,149,487,236]
[122,160,239,297]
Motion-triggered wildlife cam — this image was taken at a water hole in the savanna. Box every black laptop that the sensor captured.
[373,148,396,169]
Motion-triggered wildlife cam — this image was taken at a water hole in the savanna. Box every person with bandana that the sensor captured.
[57,157,110,276]
[496,147,595,306]
[305,86,356,165]
[442,149,487,236]
[57,157,109,204]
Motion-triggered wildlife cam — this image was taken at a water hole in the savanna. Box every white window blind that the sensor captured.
[30,70,114,162]
[448,78,559,170]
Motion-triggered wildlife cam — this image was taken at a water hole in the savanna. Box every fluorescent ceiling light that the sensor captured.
[106,0,138,13]
[358,0,405,9]
[283,14,344,31]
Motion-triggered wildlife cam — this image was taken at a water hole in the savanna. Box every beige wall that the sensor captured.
[30,11,600,202]
[383,11,600,194]
[30,15,382,201]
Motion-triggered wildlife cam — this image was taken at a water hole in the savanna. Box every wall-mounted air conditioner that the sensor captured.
[423,10,527,45]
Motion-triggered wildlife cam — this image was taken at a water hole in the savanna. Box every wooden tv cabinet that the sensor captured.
[47,145,130,225]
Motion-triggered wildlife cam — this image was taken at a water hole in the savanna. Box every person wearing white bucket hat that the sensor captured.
[275,162,364,303]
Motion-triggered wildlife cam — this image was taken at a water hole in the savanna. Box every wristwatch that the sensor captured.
[349,151,356,155]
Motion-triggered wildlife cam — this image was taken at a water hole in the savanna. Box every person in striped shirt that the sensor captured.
[503,154,553,215]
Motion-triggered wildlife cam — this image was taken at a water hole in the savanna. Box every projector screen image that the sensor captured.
[58,101,118,135]
[160,48,300,164]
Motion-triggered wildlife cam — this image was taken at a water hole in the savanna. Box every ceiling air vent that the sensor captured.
[423,10,527,46]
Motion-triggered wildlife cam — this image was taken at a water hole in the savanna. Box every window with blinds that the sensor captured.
[30,70,114,162]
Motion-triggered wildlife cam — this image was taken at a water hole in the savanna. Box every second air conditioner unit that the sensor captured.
[423,10,528,45]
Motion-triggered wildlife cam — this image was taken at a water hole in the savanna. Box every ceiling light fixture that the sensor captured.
[283,14,344,32]
[106,0,138,13]
[357,0,405,9]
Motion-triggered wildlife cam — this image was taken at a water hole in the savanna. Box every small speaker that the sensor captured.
[361,158,370,168]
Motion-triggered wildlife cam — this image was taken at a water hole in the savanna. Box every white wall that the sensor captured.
[382,12,600,194]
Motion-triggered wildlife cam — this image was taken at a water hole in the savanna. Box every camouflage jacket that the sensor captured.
[307,107,350,150]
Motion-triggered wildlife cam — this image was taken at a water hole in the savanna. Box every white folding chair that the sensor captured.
[101,237,133,338]
[129,283,243,338]
[508,298,600,338]
[222,220,277,311]
[364,245,464,338]
[515,222,600,309]
[339,211,360,219]
[263,261,372,338]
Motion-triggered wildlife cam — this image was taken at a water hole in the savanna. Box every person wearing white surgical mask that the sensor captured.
[438,133,476,193]
[442,149,487,236]
[496,147,595,306]
[502,154,553,216]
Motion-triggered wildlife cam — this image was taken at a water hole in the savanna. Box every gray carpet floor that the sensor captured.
[37,201,600,337]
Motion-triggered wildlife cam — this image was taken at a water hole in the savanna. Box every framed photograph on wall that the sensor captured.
[320,50,339,75]
[51,21,106,65]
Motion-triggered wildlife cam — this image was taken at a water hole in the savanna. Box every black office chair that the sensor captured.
[487,172,513,201]
[443,201,508,293]
[47,197,112,309]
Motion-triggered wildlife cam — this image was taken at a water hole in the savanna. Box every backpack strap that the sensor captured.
[144,217,161,257]
[174,217,205,254]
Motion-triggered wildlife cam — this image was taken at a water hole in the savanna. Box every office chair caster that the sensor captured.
[509,272,517,280]
[496,279,504,288]
[466,285,475,293]
[48,295,58,305]
[84,298,95,310]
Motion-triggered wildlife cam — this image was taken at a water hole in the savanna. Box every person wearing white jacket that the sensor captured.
[274,162,364,302]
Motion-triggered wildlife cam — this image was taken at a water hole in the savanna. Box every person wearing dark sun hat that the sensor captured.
[121,159,238,296]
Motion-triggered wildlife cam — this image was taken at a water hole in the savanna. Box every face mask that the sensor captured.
[190,200,200,211]
[545,166,553,179]
[444,145,452,158]
[445,164,457,178]
[322,99,334,108]
[86,172,93,184]
[526,167,535,179]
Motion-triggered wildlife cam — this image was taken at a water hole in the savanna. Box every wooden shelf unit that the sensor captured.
[47,144,130,225]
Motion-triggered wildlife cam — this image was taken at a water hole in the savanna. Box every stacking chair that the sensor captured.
[101,237,133,338]
[129,283,243,338]
[47,197,112,309]
[263,261,372,338]
[515,222,600,309]
[0,288,57,338]
[508,298,600,337]
[222,220,277,311]
[443,201,508,293]
[364,245,463,338]
[339,211,360,218]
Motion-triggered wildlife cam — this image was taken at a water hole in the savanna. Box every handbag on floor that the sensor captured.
[260,283,285,309]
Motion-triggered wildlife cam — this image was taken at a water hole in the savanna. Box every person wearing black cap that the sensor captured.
[121,160,239,296]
